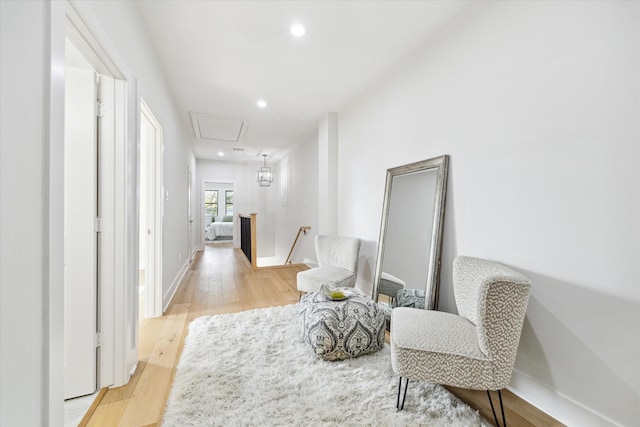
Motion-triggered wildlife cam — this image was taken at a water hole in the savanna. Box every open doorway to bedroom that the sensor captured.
[203,182,235,245]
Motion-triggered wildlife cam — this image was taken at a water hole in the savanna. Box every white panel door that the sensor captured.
[140,112,156,319]
[64,66,97,399]
[140,99,163,320]
[188,169,193,261]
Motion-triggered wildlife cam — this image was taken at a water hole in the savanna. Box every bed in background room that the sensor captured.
[205,215,234,241]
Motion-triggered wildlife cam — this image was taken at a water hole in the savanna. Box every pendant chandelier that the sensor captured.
[257,154,273,187]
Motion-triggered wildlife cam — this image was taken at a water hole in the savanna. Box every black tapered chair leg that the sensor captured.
[487,390,506,427]
[400,378,409,410]
[396,377,409,411]
[498,390,506,427]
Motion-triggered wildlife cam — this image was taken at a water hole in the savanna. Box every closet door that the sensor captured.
[64,66,98,399]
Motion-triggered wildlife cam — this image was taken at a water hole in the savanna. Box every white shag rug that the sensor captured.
[163,304,490,427]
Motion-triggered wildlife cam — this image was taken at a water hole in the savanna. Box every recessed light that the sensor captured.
[257,99,267,108]
[218,152,224,156]
[290,23,306,38]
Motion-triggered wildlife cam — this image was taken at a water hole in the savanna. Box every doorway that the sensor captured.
[63,1,138,419]
[138,99,164,320]
[203,182,235,246]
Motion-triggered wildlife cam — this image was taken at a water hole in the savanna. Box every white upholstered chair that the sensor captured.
[391,256,531,427]
[296,235,361,296]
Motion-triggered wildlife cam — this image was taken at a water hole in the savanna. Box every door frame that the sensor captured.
[139,98,164,319]
[65,0,137,388]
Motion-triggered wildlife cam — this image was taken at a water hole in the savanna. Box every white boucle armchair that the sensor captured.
[391,256,531,427]
[296,235,361,295]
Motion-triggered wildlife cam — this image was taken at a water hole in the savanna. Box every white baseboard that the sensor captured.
[129,362,138,378]
[509,369,619,427]
[162,258,190,313]
[190,245,198,260]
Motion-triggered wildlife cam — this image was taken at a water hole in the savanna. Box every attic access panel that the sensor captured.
[191,112,248,143]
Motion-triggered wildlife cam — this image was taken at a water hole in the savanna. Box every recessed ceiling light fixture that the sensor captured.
[290,23,306,38]
[257,99,267,108]
[218,152,224,156]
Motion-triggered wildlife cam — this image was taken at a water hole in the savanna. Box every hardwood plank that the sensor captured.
[78,387,108,427]
[446,386,565,427]
[117,303,189,426]
[86,400,128,427]
[99,361,144,405]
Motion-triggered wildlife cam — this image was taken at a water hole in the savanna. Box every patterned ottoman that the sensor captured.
[299,290,385,361]
[395,288,426,309]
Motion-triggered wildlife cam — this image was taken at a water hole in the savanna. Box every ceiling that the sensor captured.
[132,1,470,162]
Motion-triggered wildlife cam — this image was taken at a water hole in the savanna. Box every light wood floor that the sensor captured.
[82,243,562,427]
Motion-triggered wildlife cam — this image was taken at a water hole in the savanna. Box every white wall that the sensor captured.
[338,2,639,426]
[273,133,319,264]
[318,113,338,236]
[0,1,65,425]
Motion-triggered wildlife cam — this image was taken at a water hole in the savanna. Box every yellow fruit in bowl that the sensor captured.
[330,291,345,299]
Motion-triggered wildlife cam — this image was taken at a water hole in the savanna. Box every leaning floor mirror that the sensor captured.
[373,155,449,312]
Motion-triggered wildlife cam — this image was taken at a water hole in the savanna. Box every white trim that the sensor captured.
[97,74,116,389]
[112,77,129,387]
[189,111,250,143]
[163,258,191,313]
[65,1,124,79]
[128,362,138,378]
[121,77,138,387]
[48,2,67,424]
[509,369,619,427]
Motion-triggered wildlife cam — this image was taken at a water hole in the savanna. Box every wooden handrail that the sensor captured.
[238,213,257,269]
[285,226,311,265]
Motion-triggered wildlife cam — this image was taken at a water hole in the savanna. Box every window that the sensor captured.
[205,190,218,218]
[225,190,234,216]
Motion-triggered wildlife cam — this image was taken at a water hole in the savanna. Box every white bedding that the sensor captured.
[205,221,234,241]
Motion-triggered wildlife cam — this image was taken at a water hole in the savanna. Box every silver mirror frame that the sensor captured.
[372,155,449,310]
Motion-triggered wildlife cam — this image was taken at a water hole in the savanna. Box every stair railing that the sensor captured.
[239,213,257,269]
[285,226,311,265]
